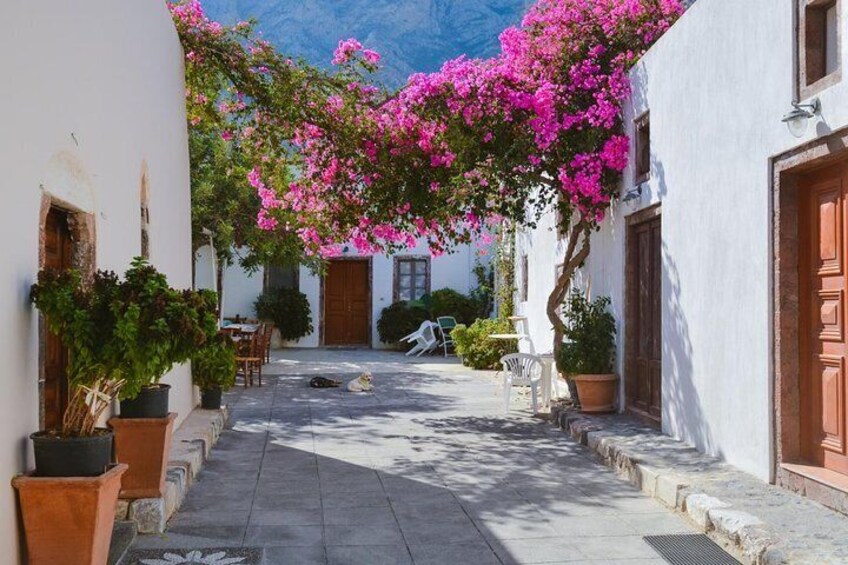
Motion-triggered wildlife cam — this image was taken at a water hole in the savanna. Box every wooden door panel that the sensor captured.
[324,261,370,346]
[801,162,848,475]
[626,213,662,423]
[43,208,72,431]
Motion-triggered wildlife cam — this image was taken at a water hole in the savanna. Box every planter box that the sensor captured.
[109,413,177,499]
[12,463,127,565]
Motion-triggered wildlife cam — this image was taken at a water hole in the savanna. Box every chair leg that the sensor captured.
[503,376,512,413]
[530,383,539,414]
[257,363,262,387]
[242,361,249,388]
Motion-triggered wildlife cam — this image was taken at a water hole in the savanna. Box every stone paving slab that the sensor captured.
[554,408,848,564]
[130,349,706,564]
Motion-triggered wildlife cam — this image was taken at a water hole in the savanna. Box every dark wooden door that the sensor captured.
[43,207,73,431]
[626,214,662,423]
[324,260,370,346]
[800,162,848,475]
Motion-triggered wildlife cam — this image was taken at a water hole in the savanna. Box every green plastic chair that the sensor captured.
[436,316,458,357]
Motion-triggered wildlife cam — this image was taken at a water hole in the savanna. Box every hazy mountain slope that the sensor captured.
[203,0,531,86]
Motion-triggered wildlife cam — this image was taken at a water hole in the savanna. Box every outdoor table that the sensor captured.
[222,323,259,333]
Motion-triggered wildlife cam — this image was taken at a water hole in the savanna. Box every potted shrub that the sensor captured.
[254,287,313,346]
[556,294,618,412]
[15,269,130,565]
[116,258,219,418]
[192,334,237,409]
[105,258,219,498]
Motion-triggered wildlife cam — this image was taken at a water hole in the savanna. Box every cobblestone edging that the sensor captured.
[549,407,848,565]
[115,407,229,534]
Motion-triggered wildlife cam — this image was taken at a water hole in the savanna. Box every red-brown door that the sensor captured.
[800,162,848,475]
[626,214,662,423]
[324,260,370,346]
[43,207,73,431]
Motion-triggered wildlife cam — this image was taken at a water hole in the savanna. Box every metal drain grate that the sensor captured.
[644,534,740,565]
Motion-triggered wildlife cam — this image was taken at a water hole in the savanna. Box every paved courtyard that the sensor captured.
[130,349,695,565]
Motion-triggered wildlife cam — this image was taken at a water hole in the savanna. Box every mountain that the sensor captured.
[202,0,532,87]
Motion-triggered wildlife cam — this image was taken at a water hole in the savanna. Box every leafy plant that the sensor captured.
[192,334,237,391]
[430,288,479,325]
[469,261,494,319]
[254,287,313,341]
[30,258,219,435]
[377,301,429,346]
[452,318,518,370]
[556,294,616,376]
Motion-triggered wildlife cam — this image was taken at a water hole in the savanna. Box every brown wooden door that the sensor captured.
[43,207,73,431]
[626,214,662,423]
[324,260,370,346]
[800,162,848,475]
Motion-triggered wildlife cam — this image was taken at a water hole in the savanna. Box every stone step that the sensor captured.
[107,520,137,565]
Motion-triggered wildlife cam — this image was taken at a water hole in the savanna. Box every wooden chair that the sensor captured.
[261,323,275,363]
[235,332,263,387]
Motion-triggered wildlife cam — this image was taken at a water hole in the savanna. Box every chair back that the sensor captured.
[437,316,458,332]
[500,353,541,385]
[421,321,437,344]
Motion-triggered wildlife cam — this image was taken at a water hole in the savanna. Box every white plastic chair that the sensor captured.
[401,321,438,357]
[500,353,542,414]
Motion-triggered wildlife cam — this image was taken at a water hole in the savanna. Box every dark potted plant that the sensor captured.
[192,334,237,409]
[15,269,130,564]
[105,258,219,498]
[254,287,313,346]
[556,294,618,412]
[116,258,219,418]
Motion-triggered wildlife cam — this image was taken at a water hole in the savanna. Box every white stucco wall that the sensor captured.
[200,240,488,348]
[0,2,193,561]
[519,0,848,481]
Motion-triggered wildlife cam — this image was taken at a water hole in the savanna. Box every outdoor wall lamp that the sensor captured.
[622,186,642,203]
[782,98,821,138]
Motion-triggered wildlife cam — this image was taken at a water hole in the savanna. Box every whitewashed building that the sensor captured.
[196,241,488,348]
[0,2,195,559]
[518,0,848,511]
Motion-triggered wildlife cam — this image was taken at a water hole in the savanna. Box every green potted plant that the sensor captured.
[192,334,237,409]
[103,258,219,499]
[556,294,618,412]
[116,258,219,418]
[16,269,130,564]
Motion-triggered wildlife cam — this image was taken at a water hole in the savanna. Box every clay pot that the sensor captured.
[572,374,618,413]
[12,463,127,565]
[109,413,176,499]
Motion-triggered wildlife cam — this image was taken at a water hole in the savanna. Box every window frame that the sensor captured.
[634,111,651,185]
[798,0,842,99]
[393,256,431,302]
[264,263,300,293]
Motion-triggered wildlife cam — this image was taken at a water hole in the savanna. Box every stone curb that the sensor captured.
[115,406,229,534]
[550,406,785,565]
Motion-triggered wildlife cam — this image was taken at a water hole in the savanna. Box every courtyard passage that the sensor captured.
[131,350,694,564]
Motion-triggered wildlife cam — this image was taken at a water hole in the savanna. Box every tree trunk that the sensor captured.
[216,261,225,318]
[546,222,591,357]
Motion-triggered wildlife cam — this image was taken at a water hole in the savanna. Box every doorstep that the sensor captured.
[115,406,229,534]
[549,406,848,565]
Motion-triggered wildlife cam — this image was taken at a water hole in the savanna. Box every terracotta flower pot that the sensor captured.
[573,374,618,413]
[109,413,176,499]
[12,463,127,565]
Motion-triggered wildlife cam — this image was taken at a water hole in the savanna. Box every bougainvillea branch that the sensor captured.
[170,0,682,352]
